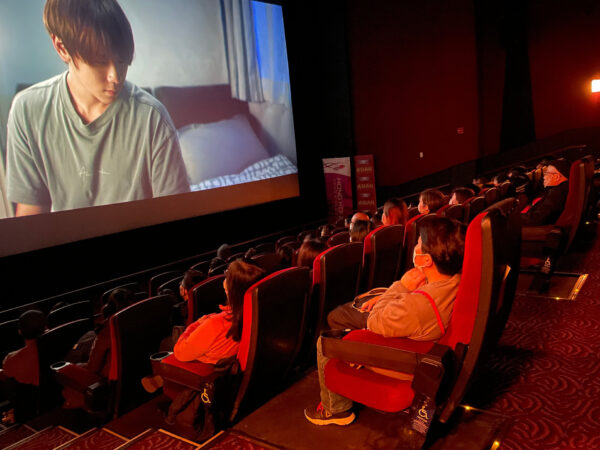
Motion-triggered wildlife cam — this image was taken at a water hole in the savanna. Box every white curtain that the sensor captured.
[220,0,264,102]
[251,2,291,106]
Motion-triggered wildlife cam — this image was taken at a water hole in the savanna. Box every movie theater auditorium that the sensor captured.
[1,1,599,449]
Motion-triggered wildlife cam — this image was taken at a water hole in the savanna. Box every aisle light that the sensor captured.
[592,79,600,93]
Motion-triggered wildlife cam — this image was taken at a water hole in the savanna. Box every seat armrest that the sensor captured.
[321,329,447,375]
[521,225,563,243]
[52,362,104,392]
[151,353,218,390]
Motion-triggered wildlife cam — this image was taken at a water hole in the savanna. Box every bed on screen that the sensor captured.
[153,85,297,192]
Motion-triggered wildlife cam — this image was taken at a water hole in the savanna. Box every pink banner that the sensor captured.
[323,157,353,223]
[354,155,377,213]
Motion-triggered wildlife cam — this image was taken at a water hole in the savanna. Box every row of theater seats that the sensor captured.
[0,154,595,440]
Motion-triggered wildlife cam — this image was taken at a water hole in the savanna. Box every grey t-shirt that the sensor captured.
[6,72,190,211]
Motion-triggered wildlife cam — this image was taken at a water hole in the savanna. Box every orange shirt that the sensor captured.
[173,310,239,364]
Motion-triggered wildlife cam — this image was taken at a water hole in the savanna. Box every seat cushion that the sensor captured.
[324,359,415,412]
[323,330,435,412]
[155,354,216,390]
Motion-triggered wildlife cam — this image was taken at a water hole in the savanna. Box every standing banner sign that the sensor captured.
[322,157,353,223]
[354,155,377,213]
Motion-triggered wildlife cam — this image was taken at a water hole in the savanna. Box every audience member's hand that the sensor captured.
[400,268,427,291]
[360,295,383,312]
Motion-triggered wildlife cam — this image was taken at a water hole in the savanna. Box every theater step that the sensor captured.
[54,428,128,449]
[4,425,78,450]
[0,424,37,449]
[114,428,200,449]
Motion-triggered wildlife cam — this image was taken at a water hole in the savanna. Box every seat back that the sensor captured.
[313,242,363,331]
[37,318,94,388]
[100,283,142,305]
[581,155,596,222]
[156,276,184,296]
[148,271,181,297]
[463,196,486,223]
[46,300,93,330]
[188,275,227,324]
[251,252,284,275]
[483,187,499,206]
[482,198,522,349]
[362,224,404,290]
[232,267,310,421]
[108,295,173,418]
[276,235,298,250]
[555,159,586,251]
[401,214,424,274]
[437,210,511,421]
[298,229,318,242]
[498,181,513,199]
[437,204,465,222]
[327,231,350,247]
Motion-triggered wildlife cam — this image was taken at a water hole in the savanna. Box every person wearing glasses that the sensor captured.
[521,159,569,226]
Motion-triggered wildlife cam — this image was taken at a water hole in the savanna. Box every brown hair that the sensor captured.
[418,216,465,276]
[420,189,446,213]
[225,260,266,341]
[44,0,134,65]
[383,197,408,225]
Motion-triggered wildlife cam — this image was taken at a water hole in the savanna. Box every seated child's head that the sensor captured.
[19,310,47,340]
[418,189,446,215]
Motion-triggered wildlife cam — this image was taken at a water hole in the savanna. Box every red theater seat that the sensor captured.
[188,275,227,325]
[53,295,173,418]
[151,267,311,425]
[321,208,516,442]
[362,224,404,291]
[327,231,350,247]
[462,196,486,223]
[437,204,465,223]
[521,159,586,291]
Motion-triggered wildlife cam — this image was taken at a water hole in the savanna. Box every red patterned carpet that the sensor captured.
[466,231,600,449]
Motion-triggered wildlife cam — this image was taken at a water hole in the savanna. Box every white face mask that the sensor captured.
[413,247,429,270]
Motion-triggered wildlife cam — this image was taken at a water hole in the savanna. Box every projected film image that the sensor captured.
[0,0,297,218]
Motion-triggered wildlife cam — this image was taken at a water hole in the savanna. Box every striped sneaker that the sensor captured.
[304,402,355,426]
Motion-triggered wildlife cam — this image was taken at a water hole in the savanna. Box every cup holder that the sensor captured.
[150,351,172,361]
[50,361,69,371]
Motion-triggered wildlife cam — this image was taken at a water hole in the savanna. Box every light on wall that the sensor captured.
[591,79,600,93]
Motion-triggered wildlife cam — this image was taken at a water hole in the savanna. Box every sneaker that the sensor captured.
[304,402,355,426]
[141,375,164,393]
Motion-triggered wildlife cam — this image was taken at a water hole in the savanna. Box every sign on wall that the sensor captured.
[322,157,353,223]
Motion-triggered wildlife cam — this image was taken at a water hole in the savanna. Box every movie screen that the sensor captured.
[0,0,299,256]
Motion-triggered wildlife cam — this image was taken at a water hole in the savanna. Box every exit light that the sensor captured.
[592,80,600,92]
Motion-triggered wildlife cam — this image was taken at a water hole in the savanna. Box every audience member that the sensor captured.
[348,212,370,227]
[142,260,266,392]
[297,239,328,269]
[382,198,408,226]
[521,159,570,226]
[0,310,47,422]
[276,244,295,268]
[418,189,446,214]
[449,187,475,205]
[349,219,370,243]
[179,269,207,303]
[1,310,47,386]
[306,216,464,425]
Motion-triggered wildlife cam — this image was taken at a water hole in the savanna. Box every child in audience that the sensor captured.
[142,260,265,392]
[0,310,47,422]
[179,269,207,304]
[297,239,328,269]
[449,187,475,205]
[1,310,47,386]
[417,188,446,214]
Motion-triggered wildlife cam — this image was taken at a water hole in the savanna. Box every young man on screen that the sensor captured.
[6,0,190,216]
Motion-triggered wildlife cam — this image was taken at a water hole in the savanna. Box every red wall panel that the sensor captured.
[348,0,479,186]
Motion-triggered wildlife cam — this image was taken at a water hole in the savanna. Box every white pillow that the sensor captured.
[178,114,270,184]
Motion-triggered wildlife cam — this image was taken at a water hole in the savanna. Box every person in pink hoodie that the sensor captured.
[143,260,265,392]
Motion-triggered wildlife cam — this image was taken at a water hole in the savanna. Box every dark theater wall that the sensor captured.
[347,0,479,186]
[528,0,600,140]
